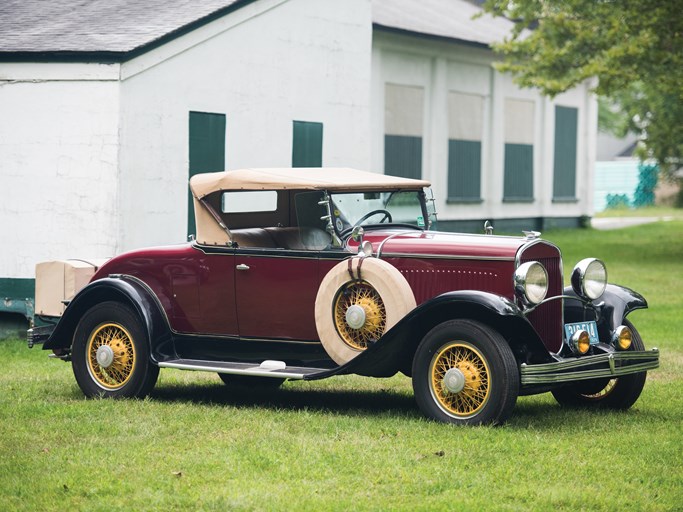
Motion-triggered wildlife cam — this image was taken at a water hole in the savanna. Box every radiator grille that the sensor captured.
[520,249,563,353]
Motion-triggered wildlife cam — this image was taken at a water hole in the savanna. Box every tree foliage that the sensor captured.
[481,0,683,177]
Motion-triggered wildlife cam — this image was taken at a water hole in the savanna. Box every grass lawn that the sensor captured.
[1,221,682,511]
[594,205,683,219]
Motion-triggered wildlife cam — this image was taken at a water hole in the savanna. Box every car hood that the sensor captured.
[348,229,528,261]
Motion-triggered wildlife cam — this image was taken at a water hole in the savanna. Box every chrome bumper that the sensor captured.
[520,349,660,386]
[27,325,54,348]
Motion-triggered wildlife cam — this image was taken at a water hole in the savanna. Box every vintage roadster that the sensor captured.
[28,167,659,425]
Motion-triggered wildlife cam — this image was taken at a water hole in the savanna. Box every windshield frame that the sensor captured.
[328,188,430,237]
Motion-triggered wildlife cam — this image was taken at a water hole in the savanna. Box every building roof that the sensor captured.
[0,0,514,61]
[372,0,515,48]
[0,0,249,60]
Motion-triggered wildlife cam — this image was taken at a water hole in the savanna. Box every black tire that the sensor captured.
[71,301,159,398]
[217,373,285,388]
[551,319,647,410]
[412,320,519,426]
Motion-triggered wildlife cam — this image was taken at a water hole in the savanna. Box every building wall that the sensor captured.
[0,63,121,281]
[372,31,596,232]
[593,160,640,212]
[117,0,373,250]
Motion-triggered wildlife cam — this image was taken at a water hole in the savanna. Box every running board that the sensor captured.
[158,358,329,380]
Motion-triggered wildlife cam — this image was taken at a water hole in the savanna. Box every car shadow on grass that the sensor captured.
[148,380,603,427]
[149,381,422,420]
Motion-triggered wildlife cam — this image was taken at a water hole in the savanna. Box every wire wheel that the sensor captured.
[429,342,491,417]
[86,322,136,390]
[333,281,387,350]
[551,319,648,410]
[580,379,617,400]
[316,257,416,365]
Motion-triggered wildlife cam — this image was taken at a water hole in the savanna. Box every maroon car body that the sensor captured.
[29,168,660,425]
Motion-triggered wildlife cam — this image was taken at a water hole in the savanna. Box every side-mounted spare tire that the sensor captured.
[315,256,416,365]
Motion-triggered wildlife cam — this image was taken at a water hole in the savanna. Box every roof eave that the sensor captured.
[372,23,492,50]
[0,50,127,63]
[0,0,258,64]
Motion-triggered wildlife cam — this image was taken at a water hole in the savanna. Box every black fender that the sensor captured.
[563,284,648,342]
[43,276,174,363]
[308,290,549,380]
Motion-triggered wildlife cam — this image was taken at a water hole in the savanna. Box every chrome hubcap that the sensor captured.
[95,345,115,368]
[345,304,367,330]
[443,367,466,393]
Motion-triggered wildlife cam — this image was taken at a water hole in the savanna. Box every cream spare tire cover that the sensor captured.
[315,256,416,365]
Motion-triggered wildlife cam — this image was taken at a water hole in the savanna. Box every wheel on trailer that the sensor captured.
[217,373,285,388]
[71,301,159,398]
[551,319,647,410]
[315,256,416,365]
[412,320,519,425]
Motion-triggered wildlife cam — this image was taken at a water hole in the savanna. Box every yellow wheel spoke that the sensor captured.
[86,322,137,390]
[430,342,491,417]
[581,379,617,399]
[333,281,387,351]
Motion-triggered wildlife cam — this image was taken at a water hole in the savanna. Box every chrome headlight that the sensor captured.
[514,261,548,305]
[569,329,591,355]
[571,258,607,300]
[613,325,633,350]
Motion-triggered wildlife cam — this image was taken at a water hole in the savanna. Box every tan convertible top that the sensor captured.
[190,168,431,246]
[190,167,431,199]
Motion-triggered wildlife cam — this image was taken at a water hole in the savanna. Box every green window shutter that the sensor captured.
[447,92,483,201]
[384,84,423,179]
[448,140,481,201]
[384,135,422,179]
[503,98,534,202]
[553,106,578,199]
[292,121,323,167]
[503,143,534,200]
[188,111,226,237]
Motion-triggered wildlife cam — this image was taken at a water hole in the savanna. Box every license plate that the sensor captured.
[564,321,600,345]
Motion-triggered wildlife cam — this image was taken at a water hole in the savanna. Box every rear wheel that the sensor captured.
[217,373,285,388]
[552,319,647,410]
[72,302,159,398]
[412,320,519,425]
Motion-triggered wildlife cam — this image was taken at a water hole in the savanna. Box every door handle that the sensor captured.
[236,264,250,271]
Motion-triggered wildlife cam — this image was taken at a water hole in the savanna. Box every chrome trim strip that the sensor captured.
[514,238,561,268]
[239,336,321,345]
[520,349,659,385]
[379,252,515,262]
[427,230,524,240]
[376,230,419,258]
[159,361,307,379]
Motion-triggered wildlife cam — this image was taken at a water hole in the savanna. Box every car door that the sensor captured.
[234,246,320,341]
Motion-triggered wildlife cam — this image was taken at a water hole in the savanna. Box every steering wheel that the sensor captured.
[353,209,392,227]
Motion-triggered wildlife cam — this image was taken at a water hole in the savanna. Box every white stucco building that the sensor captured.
[0,0,596,330]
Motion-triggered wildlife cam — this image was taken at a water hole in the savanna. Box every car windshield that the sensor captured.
[329,190,427,233]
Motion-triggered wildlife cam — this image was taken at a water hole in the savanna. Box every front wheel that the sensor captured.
[551,319,647,410]
[412,320,519,425]
[71,302,159,398]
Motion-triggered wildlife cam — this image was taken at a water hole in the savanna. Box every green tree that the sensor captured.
[481,0,683,177]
